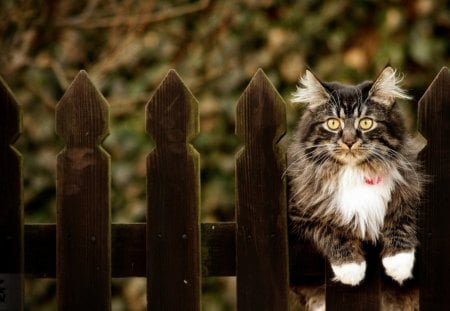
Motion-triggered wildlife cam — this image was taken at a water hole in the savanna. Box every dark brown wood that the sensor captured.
[418,67,450,310]
[24,223,146,279]
[24,223,230,278]
[0,76,23,310]
[146,70,200,310]
[24,223,149,279]
[325,245,381,310]
[201,222,236,276]
[236,69,289,311]
[24,222,324,280]
[111,223,147,277]
[55,71,111,310]
[289,239,325,285]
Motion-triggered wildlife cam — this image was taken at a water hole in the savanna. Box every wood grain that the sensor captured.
[325,245,381,310]
[0,76,23,310]
[418,67,450,310]
[55,71,111,310]
[146,70,201,310]
[236,69,289,311]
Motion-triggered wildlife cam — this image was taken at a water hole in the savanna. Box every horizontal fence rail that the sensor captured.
[23,223,323,279]
[0,67,449,310]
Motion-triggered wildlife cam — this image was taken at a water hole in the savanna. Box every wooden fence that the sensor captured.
[0,67,449,310]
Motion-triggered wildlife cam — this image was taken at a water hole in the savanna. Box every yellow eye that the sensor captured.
[359,118,374,130]
[326,118,341,130]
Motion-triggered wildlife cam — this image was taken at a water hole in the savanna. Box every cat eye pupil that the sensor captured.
[359,118,373,130]
[326,118,340,130]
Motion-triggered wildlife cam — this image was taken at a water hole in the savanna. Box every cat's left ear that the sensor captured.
[368,66,411,106]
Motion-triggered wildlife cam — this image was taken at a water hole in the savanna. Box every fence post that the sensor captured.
[146,70,200,310]
[418,67,450,310]
[56,71,111,310]
[236,69,289,311]
[0,77,23,311]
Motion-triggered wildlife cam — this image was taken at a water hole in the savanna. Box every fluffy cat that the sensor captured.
[287,67,424,308]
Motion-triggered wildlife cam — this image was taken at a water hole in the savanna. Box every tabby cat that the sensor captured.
[287,67,424,309]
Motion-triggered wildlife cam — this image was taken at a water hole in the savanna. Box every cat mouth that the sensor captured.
[335,144,366,163]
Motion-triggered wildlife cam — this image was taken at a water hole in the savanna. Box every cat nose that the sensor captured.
[342,124,357,148]
[343,137,356,148]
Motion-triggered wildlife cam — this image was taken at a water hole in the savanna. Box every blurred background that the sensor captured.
[1,0,449,310]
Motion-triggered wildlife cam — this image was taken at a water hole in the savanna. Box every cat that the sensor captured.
[287,66,424,310]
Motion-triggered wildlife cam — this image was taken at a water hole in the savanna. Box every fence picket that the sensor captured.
[236,69,289,311]
[418,66,450,310]
[325,246,381,310]
[146,70,201,310]
[55,71,111,310]
[0,77,23,311]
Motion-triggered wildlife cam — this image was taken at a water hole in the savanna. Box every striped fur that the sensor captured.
[288,67,424,287]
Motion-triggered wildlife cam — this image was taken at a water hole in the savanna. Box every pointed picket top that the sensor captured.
[236,68,286,145]
[56,70,109,147]
[146,69,199,147]
[0,76,21,145]
[418,67,450,141]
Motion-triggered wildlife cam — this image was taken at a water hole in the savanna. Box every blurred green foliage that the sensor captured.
[1,0,449,310]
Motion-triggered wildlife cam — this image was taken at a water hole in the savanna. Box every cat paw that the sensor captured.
[331,261,366,286]
[382,250,415,285]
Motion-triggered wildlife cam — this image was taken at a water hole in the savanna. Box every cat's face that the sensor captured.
[293,67,410,166]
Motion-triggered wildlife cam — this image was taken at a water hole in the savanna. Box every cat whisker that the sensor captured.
[284,143,335,177]
[357,146,422,188]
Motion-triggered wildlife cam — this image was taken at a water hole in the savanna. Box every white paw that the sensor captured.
[382,250,415,285]
[331,261,366,286]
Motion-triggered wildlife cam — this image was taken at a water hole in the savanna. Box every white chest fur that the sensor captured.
[334,166,397,241]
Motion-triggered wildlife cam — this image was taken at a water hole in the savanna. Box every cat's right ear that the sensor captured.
[292,70,330,109]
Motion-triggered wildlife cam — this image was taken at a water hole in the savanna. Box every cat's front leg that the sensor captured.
[311,226,366,286]
[290,216,367,286]
[381,203,418,285]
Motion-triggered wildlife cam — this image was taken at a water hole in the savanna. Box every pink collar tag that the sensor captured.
[364,176,382,185]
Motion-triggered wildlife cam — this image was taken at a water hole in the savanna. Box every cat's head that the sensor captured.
[292,66,411,166]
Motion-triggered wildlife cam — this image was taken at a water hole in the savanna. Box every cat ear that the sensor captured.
[368,66,411,106]
[292,70,330,109]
